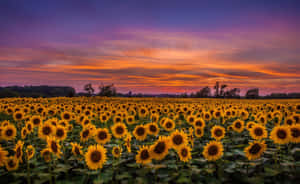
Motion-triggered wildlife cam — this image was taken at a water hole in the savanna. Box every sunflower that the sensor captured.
[126,115,135,125]
[170,130,188,150]
[163,118,175,132]
[2,124,17,141]
[100,114,109,123]
[284,117,295,126]
[150,113,159,123]
[150,136,170,160]
[147,122,160,136]
[203,112,212,121]
[94,128,111,144]
[232,119,244,133]
[55,125,67,141]
[0,146,8,166]
[41,148,52,162]
[136,145,152,165]
[13,111,24,121]
[203,141,224,161]
[61,111,73,121]
[289,124,300,143]
[38,122,55,140]
[213,110,223,119]
[21,127,27,139]
[177,145,192,162]
[70,142,83,156]
[112,146,122,158]
[249,124,268,140]
[133,125,148,141]
[246,121,256,130]
[194,127,204,138]
[211,125,226,141]
[186,115,196,125]
[270,125,291,144]
[85,144,107,170]
[124,133,132,153]
[47,136,62,158]
[111,123,128,139]
[139,107,148,118]
[25,121,34,133]
[193,118,205,129]
[30,115,42,127]
[258,116,267,125]
[26,145,35,160]
[244,140,267,160]
[5,156,19,171]
[292,114,300,124]
[80,127,92,142]
[14,140,24,163]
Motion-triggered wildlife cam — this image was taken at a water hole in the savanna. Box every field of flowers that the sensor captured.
[0,97,299,184]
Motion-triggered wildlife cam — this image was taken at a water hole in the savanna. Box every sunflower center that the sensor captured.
[235,122,241,128]
[98,131,107,140]
[249,143,261,154]
[150,125,157,132]
[140,150,150,160]
[43,126,52,135]
[208,145,218,156]
[196,128,202,135]
[286,119,293,125]
[116,126,124,135]
[16,113,22,119]
[195,121,202,127]
[27,124,32,131]
[5,129,13,136]
[154,142,166,154]
[254,128,263,136]
[291,128,300,138]
[16,147,21,158]
[91,151,101,163]
[181,148,188,157]
[136,127,145,136]
[172,135,183,145]
[75,147,80,155]
[51,142,58,153]
[82,130,90,138]
[33,118,40,125]
[114,148,120,154]
[214,129,223,137]
[56,129,64,137]
[64,113,70,120]
[8,160,15,168]
[277,130,287,139]
[165,122,172,128]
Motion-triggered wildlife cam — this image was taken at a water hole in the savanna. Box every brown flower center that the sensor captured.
[56,129,64,138]
[208,145,218,156]
[98,131,107,140]
[140,149,150,160]
[254,128,263,136]
[136,127,145,136]
[51,142,58,153]
[42,126,51,135]
[154,142,166,154]
[291,128,300,138]
[172,135,183,145]
[181,148,188,157]
[116,126,124,135]
[249,143,261,154]
[149,125,157,132]
[91,151,101,163]
[214,129,223,137]
[277,129,287,139]
[5,129,13,136]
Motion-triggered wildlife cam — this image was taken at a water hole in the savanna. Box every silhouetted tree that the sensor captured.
[246,88,259,99]
[84,83,94,96]
[225,88,240,98]
[220,84,228,97]
[195,86,211,98]
[214,82,220,97]
[98,83,117,97]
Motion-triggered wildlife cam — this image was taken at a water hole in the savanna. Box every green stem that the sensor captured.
[27,159,31,184]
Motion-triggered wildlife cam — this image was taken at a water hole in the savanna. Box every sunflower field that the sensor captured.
[0,97,299,184]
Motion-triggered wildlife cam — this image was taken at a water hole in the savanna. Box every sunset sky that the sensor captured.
[0,0,299,95]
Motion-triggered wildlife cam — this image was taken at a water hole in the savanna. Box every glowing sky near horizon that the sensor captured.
[0,0,299,95]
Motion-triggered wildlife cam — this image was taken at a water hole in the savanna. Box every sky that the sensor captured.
[0,0,299,95]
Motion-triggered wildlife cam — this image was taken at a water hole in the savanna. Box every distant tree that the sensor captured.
[195,86,211,98]
[225,88,240,98]
[98,83,117,97]
[220,84,228,97]
[84,83,94,96]
[214,81,220,97]
[0,88,19,98]
[246,88,259,99]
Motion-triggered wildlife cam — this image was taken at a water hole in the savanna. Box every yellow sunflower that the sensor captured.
[30,115,42,127]
[289,124,300,143]
[13,111,24,121]
[203,141,224,161]
[47,136,62,158]
[232,119,244,133]
[169,130,188,150]
[270,125,291,144]
[150,136,170,160]
[136,145,152,165]
[0,146,8,167]
[21,127,27,139]
[147,122,160,136]
[194,127,204,138]
[126,115,136,125]
[70,142,83,156]
[38,122,55,140]
[80,127,93,142]
[193,118,205,129]
[41,148,52,162]
[246,121,256,130]
[26,145,35,160]
[163,118,175,132]
[2,124,17,141]
[5,156,19,171]
[177,145,192,162]
[14,140,24,163]
[211,125,226,141]
[112,146,122,158]
[85,144,107,170]
[25,121,34,133]
[55,125,67,141]
[244,140,267,160]
[61,111,73,121]
[111,123,128,139]
[94,128,111,144]
[249,124,268,140]
[133,125,148,141]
